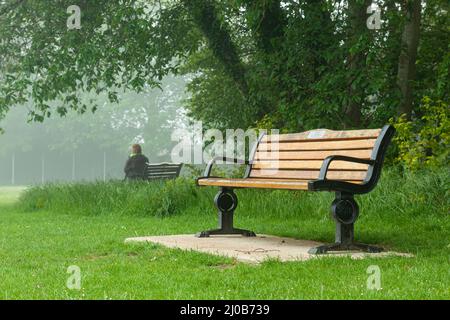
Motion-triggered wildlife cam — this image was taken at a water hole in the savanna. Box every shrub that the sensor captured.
[391,97,449,170]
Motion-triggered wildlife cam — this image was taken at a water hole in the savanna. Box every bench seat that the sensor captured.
[197,177,310,190]
[197,177,364,190]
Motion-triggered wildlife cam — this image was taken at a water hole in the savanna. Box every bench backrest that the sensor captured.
[145,163,183,180]
[248,125,394,184]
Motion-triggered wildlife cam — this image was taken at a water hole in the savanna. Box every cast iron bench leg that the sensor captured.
[308,192,383,254]
[196,187,256,238]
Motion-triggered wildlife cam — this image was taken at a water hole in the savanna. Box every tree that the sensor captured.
[344,0,372,127]
[0,0,194,123]
[396,0,422,118]
[0,0,448,133]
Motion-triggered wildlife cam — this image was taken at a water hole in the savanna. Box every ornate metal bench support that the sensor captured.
[308,192,383,254]
[196,187,256,238]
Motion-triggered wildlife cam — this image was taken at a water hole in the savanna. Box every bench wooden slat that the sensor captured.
[249,169,367,181]
[146,171,179,175]
[252,160,368,171]
[147,175,177,178]
[255,149,372,160]
[197,178,309,190]
[146,169,180,174]
[146,177,178,180]
[146,173,179,177]
[146,174,179,178]
[261,128,381,143]
[146,166,180,169]
[146,162,181,167]
[247,178,363,183]
[146,165,181,169]
[257,139,377,151]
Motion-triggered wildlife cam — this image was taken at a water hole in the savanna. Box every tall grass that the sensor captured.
[18,178,213,217]
[18,168,449,220]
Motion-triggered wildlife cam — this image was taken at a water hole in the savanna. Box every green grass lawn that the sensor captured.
[0,170,449,299]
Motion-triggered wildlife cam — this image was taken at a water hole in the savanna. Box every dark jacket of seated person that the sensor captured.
[124,144,149,180]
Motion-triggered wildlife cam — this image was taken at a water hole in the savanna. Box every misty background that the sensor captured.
[0,75,189,185]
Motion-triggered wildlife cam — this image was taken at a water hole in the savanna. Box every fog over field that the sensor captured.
[0,76,188,185]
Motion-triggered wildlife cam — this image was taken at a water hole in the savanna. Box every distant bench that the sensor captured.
[145,163,183,180]
[196,125,395,254]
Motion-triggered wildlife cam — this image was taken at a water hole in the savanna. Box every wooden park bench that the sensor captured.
[196,125,395,254]
[145,163,183,180]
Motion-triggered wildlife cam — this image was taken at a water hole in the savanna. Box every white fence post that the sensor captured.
[72,151,76,181]
[11,153,15,185]
[103,151,106,182]
[41,155,45,184]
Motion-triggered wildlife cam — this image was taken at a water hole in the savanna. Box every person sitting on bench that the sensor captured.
[124,144,149,180]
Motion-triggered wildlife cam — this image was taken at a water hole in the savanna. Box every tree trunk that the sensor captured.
[183,0,248,96]
[397,0,421,118]
[242,0,286,54]
[345,0,372,128]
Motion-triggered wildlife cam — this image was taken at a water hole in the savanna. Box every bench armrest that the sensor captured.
[203,157,250,178]
[307,156,376,194]
[318,155,375,180]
